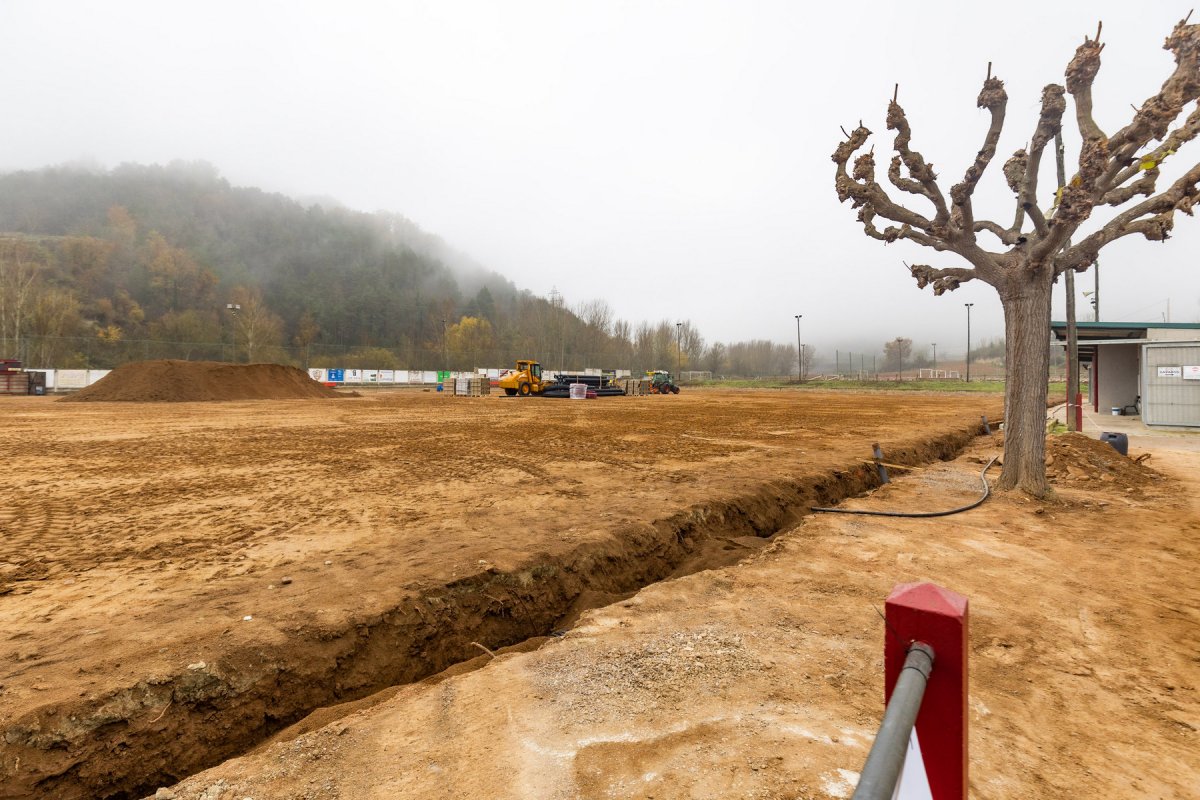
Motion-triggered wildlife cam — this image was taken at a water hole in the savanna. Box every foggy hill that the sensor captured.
[0,162,581,367]
[0,162,806,377]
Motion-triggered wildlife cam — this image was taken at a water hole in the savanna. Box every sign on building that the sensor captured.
[1184,365,1200,380]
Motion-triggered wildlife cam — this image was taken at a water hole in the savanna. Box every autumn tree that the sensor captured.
[144,232,218,315]
[26,286,84,366]
[0,238,51,357]
[227,286,283,363]
[833,18,1200,495]
[445,315,495,369]
[292,311,321,368]
[801,345,817,378]
[883,337,913,373]
[150,310,222,359]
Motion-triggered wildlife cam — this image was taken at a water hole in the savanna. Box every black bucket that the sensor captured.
[1099,432,1129,457]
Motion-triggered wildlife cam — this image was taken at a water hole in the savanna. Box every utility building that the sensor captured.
[1051,322,1200,428]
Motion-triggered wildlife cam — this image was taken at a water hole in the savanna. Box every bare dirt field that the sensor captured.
[1,387,1195,799]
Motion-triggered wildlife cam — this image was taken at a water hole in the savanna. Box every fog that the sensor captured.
[2,0,1198,359]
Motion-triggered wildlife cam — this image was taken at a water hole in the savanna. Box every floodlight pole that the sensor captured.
[1057,130,1081,432]
[964,303,973,382]
[932,342,937,377]
[225,303,241,363]
[676,322,682,381]
[794,314,803,381]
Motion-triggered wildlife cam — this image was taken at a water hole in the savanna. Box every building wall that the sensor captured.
[1142,342,1200,427]
[1147,328,1200,342]
[1096,343,1140,414]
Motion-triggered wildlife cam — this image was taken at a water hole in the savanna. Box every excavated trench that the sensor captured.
[10,423,990,800]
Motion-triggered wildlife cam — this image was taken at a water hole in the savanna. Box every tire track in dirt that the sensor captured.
[3,417,990,800]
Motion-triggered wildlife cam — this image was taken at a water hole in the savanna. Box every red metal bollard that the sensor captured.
[885,582,968,800]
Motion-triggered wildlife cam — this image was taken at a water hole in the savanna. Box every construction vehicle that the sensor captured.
[646,370,680,394]
[498,360,553,396]
[498,360,627,397]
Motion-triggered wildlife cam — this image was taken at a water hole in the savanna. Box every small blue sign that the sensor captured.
[327,368,345,382]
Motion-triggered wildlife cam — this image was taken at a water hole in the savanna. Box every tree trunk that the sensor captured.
[997,271,1054,496]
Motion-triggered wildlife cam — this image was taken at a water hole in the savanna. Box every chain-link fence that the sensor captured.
[0,335,676,376]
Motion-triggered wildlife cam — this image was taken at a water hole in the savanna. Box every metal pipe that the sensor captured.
[872,443,890,484]
[851,642,936,800]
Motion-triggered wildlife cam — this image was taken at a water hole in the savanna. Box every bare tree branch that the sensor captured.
[1020,85,1067,241]
[973,219,1021,246]
[1059,160,1200,274]
[888,155,931,198]
[1101,167,1160,205]
[833,126,941,240]
[1106,106,1200,194]
[1108,18,1200,153]
[1065,26,1107,143]
[1040,18,1200,261]
[906,262,977,295]
[885,100,951,225]
[950,72,1008,237]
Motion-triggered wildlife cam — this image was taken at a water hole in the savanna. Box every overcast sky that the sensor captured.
[2,1,1198,358]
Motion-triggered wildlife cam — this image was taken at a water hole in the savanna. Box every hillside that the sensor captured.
[0,162,610,370]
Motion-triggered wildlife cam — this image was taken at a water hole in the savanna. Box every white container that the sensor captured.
[569,383,587,400]
[1111,407,1120,416]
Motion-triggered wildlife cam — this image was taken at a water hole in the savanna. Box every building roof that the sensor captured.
[1049,321,1200,341]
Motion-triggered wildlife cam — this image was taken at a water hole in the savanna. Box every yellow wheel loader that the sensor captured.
[498,360,551,396]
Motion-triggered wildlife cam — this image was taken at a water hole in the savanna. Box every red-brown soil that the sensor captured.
[61,360,340,402]
[3,389,1195,800]
[152,433,1199,800]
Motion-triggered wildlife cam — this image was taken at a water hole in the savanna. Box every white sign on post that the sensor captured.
[891,729,934,800]
[1183,365,1200,380]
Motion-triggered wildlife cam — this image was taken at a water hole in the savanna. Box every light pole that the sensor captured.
[895,337,904,381]
[1083,290,1098,321]
[794,314,803,381]
[932,342,937,377]
[225,303,241,363]
[964,303,974,382]
[675,322,682,380]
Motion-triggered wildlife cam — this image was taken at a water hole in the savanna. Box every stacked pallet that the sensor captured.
[623,379,647,396]
[0,372,30,395]
[453,376,490,397]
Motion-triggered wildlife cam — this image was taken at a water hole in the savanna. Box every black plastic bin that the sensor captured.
[1100,432,1129,457]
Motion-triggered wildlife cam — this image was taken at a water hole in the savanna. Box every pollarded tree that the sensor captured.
[833,18,1200,496]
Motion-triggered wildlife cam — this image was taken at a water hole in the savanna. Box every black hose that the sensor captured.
[811,457,997,518]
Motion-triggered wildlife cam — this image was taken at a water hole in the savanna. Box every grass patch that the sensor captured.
[692,379,1084,395]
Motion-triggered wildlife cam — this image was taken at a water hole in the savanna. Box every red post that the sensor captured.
[1074,391,1084,431]
[885,582,968,800]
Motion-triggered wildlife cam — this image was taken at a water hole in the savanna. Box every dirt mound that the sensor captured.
[61,360,341,402]
[1045,432,1155,491]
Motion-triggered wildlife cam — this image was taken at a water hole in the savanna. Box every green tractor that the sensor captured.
[646,370,680,394]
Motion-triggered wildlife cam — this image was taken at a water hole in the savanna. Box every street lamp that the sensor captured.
[964,303,974,382]
[794,314,803,382]
[675,322,682,381]
[225,303,241,363]
[895,336,904,381]
[1082,290,1098,322]
[932,342,937,377]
